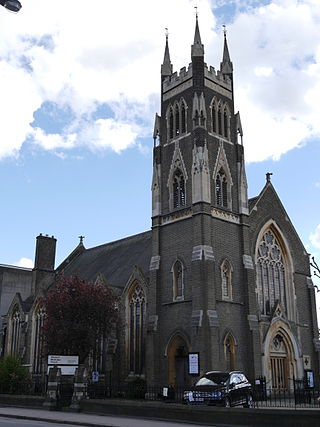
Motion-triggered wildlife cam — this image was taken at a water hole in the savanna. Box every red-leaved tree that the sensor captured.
[41,275,119,363]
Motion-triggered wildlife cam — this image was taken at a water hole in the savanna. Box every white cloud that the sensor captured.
[0,0,320,161]
[80,118,138,153]
[310,224,320,249]
[0,0,215,158]
[16,257,34,268]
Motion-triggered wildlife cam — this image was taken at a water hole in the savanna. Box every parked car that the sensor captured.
[183,371,253,408]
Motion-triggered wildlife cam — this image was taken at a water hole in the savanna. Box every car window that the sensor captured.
[230,374,241,384]
[196,373,229,386]
[238,374,246,383]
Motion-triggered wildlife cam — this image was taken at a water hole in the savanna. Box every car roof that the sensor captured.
[204,371,244,375]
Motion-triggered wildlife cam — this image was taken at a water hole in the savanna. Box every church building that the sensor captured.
[1,18,319,391]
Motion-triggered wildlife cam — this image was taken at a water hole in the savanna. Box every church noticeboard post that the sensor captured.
[188,352,200,375]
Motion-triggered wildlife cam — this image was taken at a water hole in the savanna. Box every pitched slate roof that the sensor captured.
[59,231,152,289]
[248,196,259,212]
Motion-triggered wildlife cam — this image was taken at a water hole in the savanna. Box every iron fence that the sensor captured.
[0,378,46,395]
[1,379,319,409]
[87,382,320,409]
[252,387,320,409]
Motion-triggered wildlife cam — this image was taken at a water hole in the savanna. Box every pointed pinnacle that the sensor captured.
[191,14,204,57]
[220,27,233,74]
[161,29,173,76]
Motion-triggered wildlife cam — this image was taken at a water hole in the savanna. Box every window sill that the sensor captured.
[162,299,192,306]
[216,299,244,306]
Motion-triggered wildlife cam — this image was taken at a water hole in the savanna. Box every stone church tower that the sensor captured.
[147,18,254,387]
[147,18,319,388]
[1,16,318,392]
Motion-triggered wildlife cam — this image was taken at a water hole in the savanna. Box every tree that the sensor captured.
[42,275,119,363]
[310,256,320,292]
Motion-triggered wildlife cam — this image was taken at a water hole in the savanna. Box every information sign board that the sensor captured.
[48,355,79,365]
[188,352,200,375]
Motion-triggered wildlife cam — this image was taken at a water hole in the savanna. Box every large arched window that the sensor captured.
[10,307,21,356]
[256,229,287,316]
[173,169,186,208]
[33,305,45,374]
[172,260,184,301]
[221,260,232,300]
[129,284,145,374]
[216,169,228,208]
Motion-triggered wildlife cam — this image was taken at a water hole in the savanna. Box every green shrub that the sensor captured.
[0,356,30,394]
[127,377,147,399]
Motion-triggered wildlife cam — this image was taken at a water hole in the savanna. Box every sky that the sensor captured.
[0,0,319,319]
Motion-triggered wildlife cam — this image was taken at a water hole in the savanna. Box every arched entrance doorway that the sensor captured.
[269,332,294,389]
[263,324,302,390]
[166,335,189,388]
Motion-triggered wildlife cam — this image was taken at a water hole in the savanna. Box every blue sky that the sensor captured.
[0,1,319,317]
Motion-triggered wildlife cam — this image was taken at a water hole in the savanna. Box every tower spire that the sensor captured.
[220,25,233,74]
[161,28,173,77]
[191,10,204,57]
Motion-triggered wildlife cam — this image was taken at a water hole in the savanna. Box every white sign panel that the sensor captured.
[188,353,200,375]
[48,355,79,365]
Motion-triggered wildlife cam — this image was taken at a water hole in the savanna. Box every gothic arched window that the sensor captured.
[218,104,223,135]
[169,107,174,139]
[216,169,228,208]
[223,108,229,138]
[175,104,180,136]
[181,101,187,134]
[33,305,45,374]
[172,260,184,301]
[256,229,287,315]
[173,169,186,208]
[221,260,232,300]
[129,284,146,374]
[212,102,217,133]
[10,307,21,356]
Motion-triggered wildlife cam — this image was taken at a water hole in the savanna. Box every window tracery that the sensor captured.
[216,169,228,208]
[33,306,45,374]
[10,307,21,356]
[256,229,287,315]
[173,169,186,208]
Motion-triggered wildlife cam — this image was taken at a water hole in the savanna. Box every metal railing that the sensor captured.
[1,379,319,409]
[0,378,46,395]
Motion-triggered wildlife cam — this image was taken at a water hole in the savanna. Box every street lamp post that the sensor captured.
[0,0,22,12]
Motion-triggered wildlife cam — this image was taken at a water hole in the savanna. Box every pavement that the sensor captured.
[0,406,217,427]
[0,403,319,427]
